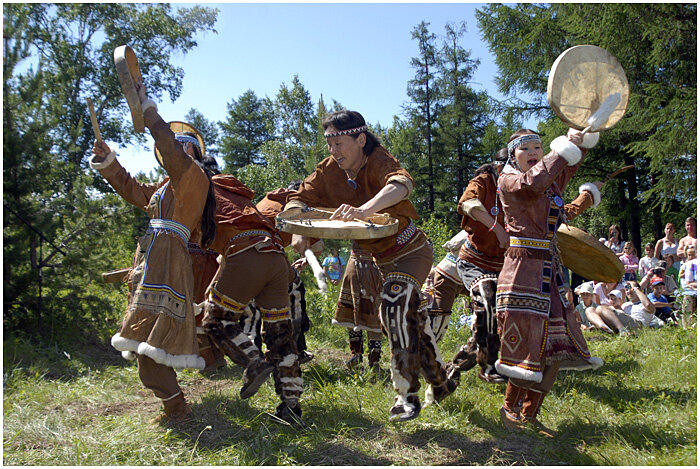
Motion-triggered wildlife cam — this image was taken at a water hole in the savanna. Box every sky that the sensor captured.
[116,2,524,175]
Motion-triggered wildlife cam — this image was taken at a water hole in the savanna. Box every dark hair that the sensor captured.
[473,147,508,179]
[178,131,217,250]
[322,110,380,155]
[287,180,302,191]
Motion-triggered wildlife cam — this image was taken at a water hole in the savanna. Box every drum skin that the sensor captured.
[557,224,624,283]
[276,207,399,240]
[547,45,629,131]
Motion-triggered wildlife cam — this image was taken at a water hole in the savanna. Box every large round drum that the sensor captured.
[557,225,624,283]
[154,121,205,167]
[114,45,145,133]
[547,45,629,131]
[276,207,398,240]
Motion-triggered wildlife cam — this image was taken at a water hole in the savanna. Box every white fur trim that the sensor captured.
[550,136,582,166]
[580,132,600,149]
[461,199,488,218]
[579,182,601,207]
[122,351,137,361]
[137,342,205,370]
[90,150,116,170]
[495,360,543,383]
[141,99,157,114]
[279,353,298,368]
[424,384,436,406]
[111,332,140,353]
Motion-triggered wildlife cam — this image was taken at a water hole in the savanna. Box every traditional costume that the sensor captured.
[286,142,455,421]
[91,109,208,420]
[496,131,603,433]
[201,177,303,422]
[334,245,384,368]
[428,232,469,343]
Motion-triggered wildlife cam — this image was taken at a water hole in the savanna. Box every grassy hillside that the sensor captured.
[3,288,696,465]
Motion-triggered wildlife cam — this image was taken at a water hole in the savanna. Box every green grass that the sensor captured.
[3,289,697,465]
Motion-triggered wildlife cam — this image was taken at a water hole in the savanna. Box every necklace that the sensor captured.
[345,155,368,190]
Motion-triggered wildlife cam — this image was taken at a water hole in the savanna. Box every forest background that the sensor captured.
[3,2,696,388]
[2,3,697,465]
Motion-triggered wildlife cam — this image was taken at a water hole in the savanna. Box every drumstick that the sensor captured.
[603,164,634,184]
[304,207,372,225]
[86,98,102,143]
[581,92,621,135]
[304,248,329,293]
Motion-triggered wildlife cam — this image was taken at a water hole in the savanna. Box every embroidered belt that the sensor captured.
[148,219,190,244]
[396,221,417,246]
[226,229,273,246]
[509,236,550,250]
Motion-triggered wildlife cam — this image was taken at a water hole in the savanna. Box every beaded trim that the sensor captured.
[396,221,417,246]
[507,134,541,155]
[385,271,421,291]
[509,236,550,250]
[445,253,458,264]
[324,125,367,138]
[209,288,247,313]
[260,307,290,322]
[227,230,271,245]
[148,219,191,244]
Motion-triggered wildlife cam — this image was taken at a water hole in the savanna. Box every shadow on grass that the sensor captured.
[172,396,394,465]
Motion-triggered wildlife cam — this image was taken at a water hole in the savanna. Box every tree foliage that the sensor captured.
[476,3,697,248]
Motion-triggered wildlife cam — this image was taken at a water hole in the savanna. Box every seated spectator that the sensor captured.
[617,281,664,329]
[679,245,697,328]
[654,222,679,271]
[620,241,639,281]
[575,281,623,334]
[638,242,659,280]
[605,224,625,256]
[677,217,697,263]
[594,280,624,306]
[647,276,678,324]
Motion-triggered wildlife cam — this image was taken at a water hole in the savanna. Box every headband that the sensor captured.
[507,134,541,155]
[175,134,201,150]
[324,125,368,138]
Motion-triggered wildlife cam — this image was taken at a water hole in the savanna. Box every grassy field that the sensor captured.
[3,288,697,465]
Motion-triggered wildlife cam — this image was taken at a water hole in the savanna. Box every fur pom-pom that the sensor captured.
[580,132,600,148]
[579,182,601,207]
[90,150,116,170]
[550,136,582,166]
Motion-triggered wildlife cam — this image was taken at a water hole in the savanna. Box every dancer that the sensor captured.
[496,128,603,436]
[286,110,456,422]
[90,83,216,422]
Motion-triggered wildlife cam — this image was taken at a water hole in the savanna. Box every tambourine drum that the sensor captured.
[547,45,629,131]
[154,121,206,167]
[557,225,624,283]
[114,45,145,133]
[276,207,399,240]
[102,267,132,284]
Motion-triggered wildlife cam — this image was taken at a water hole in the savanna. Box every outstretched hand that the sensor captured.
[134,80,148,104]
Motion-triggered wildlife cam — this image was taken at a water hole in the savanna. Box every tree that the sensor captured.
[184,108,220,160]
[476,3,697,249]
[218,89,272,171]
[3,3,218,344]
[405,21,442,214]
[435,21,491,208]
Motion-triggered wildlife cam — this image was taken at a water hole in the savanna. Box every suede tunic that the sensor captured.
[495,148,599,380]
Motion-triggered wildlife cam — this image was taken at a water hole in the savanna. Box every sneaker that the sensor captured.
[298,350,314,364]
[239,359,275,399]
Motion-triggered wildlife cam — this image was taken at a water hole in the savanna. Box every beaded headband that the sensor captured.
[175,134,201,150]
[507,134,541,155]
[324,125,368,138]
